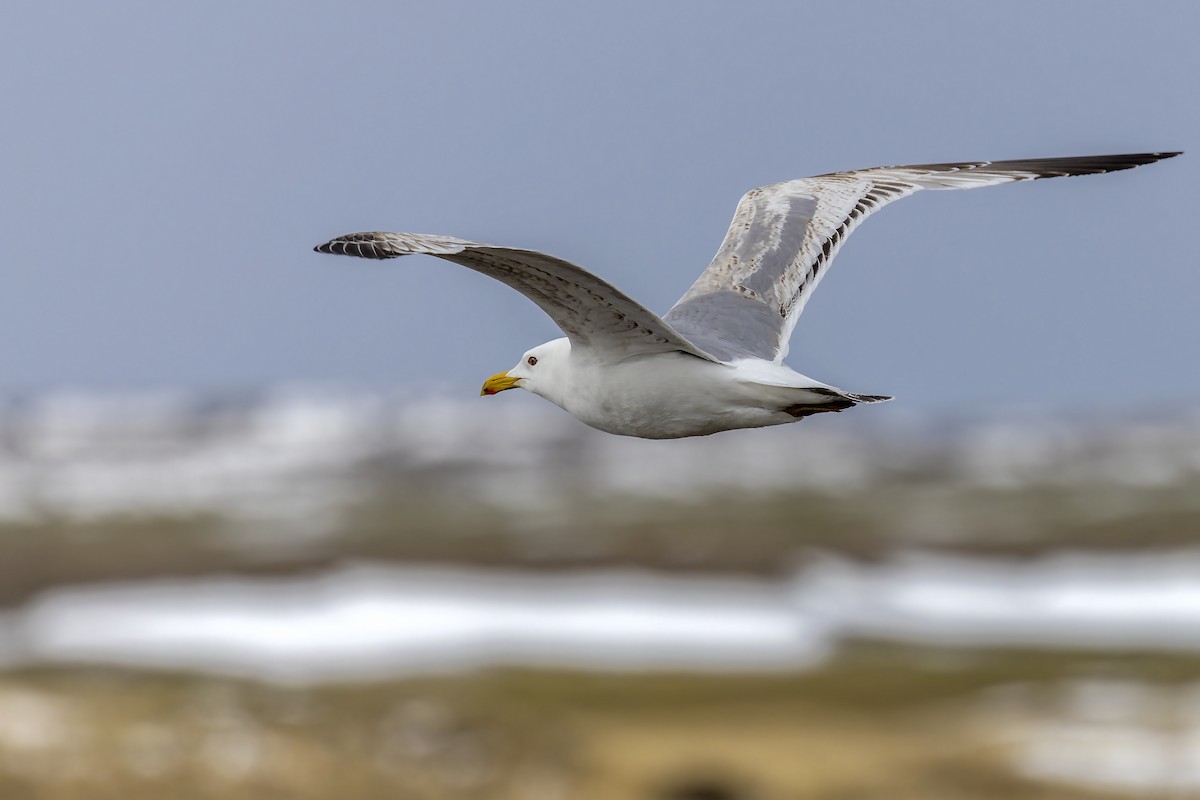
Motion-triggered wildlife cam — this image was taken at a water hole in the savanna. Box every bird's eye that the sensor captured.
[526,356,538,366]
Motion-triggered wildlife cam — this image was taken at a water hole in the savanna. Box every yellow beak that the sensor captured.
[480,371,520,396]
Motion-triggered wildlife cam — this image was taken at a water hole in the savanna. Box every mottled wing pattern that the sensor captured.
[314,232,720,363]
[665,153,1179,363]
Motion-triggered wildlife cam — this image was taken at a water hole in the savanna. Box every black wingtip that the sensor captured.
[312,235,399,260]
[1114,151,1183,165]
[899,151,1182,180]
[998,151,1182,178]
[1036,151,1185,175]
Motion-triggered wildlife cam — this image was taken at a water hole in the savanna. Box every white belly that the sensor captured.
[557,353,827,439]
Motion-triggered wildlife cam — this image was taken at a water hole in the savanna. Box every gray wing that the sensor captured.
[664,152,1180,363]
[314,232,720,363]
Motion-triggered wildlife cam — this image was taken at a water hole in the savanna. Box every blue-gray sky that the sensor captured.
[2,1,1195,414]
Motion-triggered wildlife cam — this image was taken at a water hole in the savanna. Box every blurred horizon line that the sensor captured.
[1,386,1198,522]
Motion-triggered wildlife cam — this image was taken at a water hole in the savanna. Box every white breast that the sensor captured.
[559,353,779,439]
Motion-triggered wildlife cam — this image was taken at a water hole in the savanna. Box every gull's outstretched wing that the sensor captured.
[314,232,720,363]
[664,152,1180,363]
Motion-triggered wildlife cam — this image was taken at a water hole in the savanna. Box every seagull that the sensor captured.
[315,152,1179,439]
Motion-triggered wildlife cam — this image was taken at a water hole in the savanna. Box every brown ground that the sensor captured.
[1,647,1193,800]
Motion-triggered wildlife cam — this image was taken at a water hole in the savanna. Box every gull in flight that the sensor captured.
[316,152,1179,439]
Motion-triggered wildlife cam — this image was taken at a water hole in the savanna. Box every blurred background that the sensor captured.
[2,1,1199,798]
